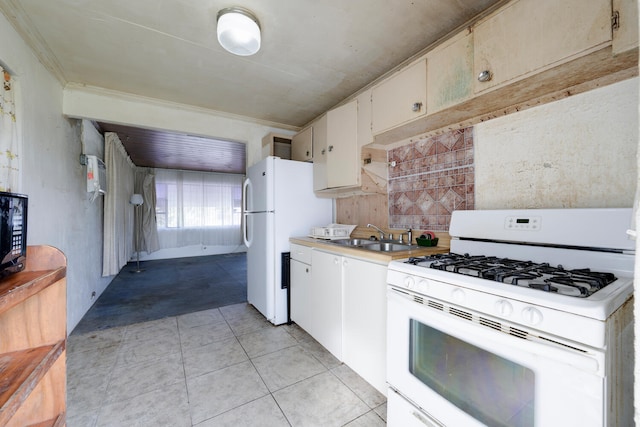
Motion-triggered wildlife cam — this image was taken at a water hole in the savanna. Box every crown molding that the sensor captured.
[64,83,301,132]
[0,0,67,84]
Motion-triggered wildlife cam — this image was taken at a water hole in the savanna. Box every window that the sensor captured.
[155,169,243,248]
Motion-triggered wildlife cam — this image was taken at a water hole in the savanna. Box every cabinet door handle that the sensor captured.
[306,150,310,157]
[477,70,492,82]
[321,149,326,155]
[328,145,334,152]
[411,102,422,112]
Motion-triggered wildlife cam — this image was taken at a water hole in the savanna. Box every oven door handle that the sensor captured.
[388,289,602,374]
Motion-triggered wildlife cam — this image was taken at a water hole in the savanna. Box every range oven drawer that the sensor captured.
[387,388,443,427]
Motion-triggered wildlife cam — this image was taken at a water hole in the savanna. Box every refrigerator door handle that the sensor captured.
[242,178,252,213]
[243,213,252,247]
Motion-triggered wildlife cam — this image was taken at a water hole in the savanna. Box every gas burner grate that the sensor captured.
[406,253,617,297]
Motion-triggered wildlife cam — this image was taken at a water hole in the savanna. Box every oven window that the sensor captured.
[410,320,534,427]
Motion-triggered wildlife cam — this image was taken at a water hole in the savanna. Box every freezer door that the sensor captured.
[245,157,274,212]
[246,211,275,322]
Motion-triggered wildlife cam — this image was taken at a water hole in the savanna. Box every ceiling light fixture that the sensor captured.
[216,7,261,56]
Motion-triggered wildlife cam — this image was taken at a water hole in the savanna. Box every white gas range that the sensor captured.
[386,208,635,427]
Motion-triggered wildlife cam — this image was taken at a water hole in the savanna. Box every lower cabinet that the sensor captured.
[290,244,388,395]
[290,243,314,338]
[309,250,344,360]
[342,256,388,395]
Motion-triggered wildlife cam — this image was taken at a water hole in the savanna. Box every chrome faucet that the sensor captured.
[367,224,387,240]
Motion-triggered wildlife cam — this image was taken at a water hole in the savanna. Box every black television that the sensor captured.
[0,192,27,277]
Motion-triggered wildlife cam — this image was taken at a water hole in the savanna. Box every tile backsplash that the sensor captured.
[388,127,474,232]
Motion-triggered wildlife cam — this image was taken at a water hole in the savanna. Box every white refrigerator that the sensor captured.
[243,156,333,325]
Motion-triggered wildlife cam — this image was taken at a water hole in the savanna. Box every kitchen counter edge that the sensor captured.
[289,236,449,263]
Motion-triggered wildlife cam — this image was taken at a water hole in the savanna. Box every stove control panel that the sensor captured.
[504,215,541,231]
[494,300,513,316]
[386,267,607,348]
[521,306,543,325]
[402,276,431,294]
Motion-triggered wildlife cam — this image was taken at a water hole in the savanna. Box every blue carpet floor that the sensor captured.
[72,252,247,335]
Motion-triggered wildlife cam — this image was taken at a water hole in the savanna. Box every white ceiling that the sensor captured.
[1,0,503,171]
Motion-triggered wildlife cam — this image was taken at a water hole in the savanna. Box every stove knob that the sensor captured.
[417,279,429,293]
[452,288,465,303]
[403,276,415,289]
[521,307,543,325]
[494,300,513,317]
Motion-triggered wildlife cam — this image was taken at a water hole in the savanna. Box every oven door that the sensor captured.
[387,286,605,427]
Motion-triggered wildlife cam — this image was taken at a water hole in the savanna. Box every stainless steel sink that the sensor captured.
[363,242,413,252]
[330,238,378,247]
[329,238,412,252]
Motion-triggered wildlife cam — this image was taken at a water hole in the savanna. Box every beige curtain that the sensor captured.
[102,132,136,276]
[0,67,19,192]
[135,168,160,253]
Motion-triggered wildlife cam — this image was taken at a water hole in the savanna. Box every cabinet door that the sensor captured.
[312,115,328,191]
[310,250,343,359]
[371,58,427,134]
[290,259,312,331]
[356,89,373,147]
[612,0,639,55]
[292,126,313,162]
[473,0,611,94]
[426,31,474,114]
[326,99,359,189]
[342,257,388,395]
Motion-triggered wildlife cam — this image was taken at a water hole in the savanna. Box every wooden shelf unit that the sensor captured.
[0,246,67,427]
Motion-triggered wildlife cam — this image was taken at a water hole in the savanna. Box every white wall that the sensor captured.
[475,77,638,209]
[137,244,246,262]
[62,84,296,169]
[1,12,112,333]
[476,76,639,424]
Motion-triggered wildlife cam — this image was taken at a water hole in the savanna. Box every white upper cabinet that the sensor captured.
[312,114,328,191]
[292,126,313,162]
[371,58,427,135]
[326,99,359,189]
[426,30,474,115]
[473,0,612,94]
[355,88,373,148]
[314,99,359,191]
[612,0,639,55]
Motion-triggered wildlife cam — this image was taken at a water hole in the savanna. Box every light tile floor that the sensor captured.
[67,303,387,426]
